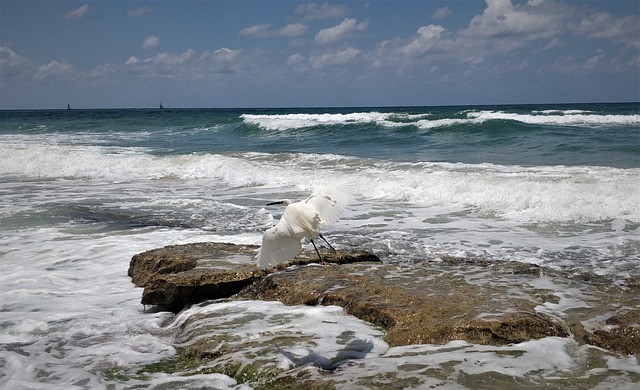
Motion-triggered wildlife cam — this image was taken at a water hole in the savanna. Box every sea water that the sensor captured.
[1,103,639,388]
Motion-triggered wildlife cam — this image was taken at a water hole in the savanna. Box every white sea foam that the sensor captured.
[0,226,220,388]
[467,110,640,126]
[241,110,640,130]
[532,109,592,114]
[171,300,389,370]
[2,141,638,225]
[241,112,432,130]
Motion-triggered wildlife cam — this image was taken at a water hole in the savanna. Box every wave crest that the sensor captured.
[241,110,640,130]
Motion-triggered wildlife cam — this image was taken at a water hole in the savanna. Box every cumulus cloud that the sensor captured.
[287,53,305,66]
[296,2,347,20]
[35,60,74,79]
[431,7,451,20]
[0,46,31,80]
[210,48,242,62]
[125,56,140,65]
[240,24,271,37]
[123,47,246,79]
[462,0,562,40]
[309,46,360,69]
[125,50,195,66]
[142,35,160,50]
[315,18,368,44]
[0,46,28,68]
[576,13,639,40]
[240,23,307,38]
[128,6,151,17]
[151,49,195,66]
[64,5,91,20]
[399,24,448,56]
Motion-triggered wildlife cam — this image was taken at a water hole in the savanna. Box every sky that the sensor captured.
[1,0,638,108]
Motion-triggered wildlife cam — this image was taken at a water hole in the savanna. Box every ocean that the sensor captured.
[1,103,639,389]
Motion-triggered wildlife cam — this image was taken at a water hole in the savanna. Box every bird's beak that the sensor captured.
[266,200,285,206]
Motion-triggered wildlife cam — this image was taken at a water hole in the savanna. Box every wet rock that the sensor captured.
[584,311,640,355]
[237,264,569,347]
[128,242,258,286]
[128,242,265,312]
[129,242,639,355]
[128,242,380,312]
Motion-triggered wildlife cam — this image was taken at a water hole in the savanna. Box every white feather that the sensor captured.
[256,185,351,269]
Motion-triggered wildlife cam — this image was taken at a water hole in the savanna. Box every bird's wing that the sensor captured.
[256,221,304,269]
[281,201,321,238]
[305,185,351,226]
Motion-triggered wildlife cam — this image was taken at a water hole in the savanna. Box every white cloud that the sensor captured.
[0,46,31,80]
[211,48,242,62]
[87,63,117,78]
[540,37,561,51]
[576,13,639,40]
[241,23,307,38]
[125,56,140,65]
[0,46,28,68]
[584,49,604,70]
[142,35,160,50]
[123,47,245,79]
[150,49,195,66]
[461,0,561,41]
[35,60,74,79]
[128,6,151,17]
[296,2,347,20]
[400,24,448,56]
[240,24,271,37]
[64,5,91,20]
[431,7,451,20]
[315,18,368,44]
[309,47,360,69]
[280,24,308,38]
[287,53,305,66]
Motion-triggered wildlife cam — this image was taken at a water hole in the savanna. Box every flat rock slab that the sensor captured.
[237,263,569,347]
[129,242,640,354]
[128,242,379,312]
[129,242,264,312]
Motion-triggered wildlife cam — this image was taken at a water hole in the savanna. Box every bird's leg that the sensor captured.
[318,233,335,251]
[310,239,327,268]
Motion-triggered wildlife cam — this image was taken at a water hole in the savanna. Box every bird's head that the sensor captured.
[266,199,292,206]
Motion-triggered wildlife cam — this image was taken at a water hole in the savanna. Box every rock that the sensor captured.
[128,242,381,312]
[584,311,640,355]
[129,242,639,355]
[128,242,265,312]
[236,263,569,347]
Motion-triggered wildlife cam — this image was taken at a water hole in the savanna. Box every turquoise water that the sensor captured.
[1,103,639,388]
[3,103,639,167]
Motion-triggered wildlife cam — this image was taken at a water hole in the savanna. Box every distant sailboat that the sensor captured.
[67,103,71,110]
[159,102,165,109]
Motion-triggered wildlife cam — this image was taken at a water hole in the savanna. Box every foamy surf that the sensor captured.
[2,141,638,224]
[242,109,640,130]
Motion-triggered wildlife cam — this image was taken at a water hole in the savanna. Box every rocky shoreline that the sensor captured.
[128,242,639,355]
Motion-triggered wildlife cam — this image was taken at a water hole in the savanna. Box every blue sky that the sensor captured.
[1,0,638,108]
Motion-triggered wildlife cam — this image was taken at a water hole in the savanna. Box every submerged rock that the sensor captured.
[128,242,639,355]
[584,311,640,355]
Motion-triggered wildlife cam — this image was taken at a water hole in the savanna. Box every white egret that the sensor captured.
[256,185,351,269]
